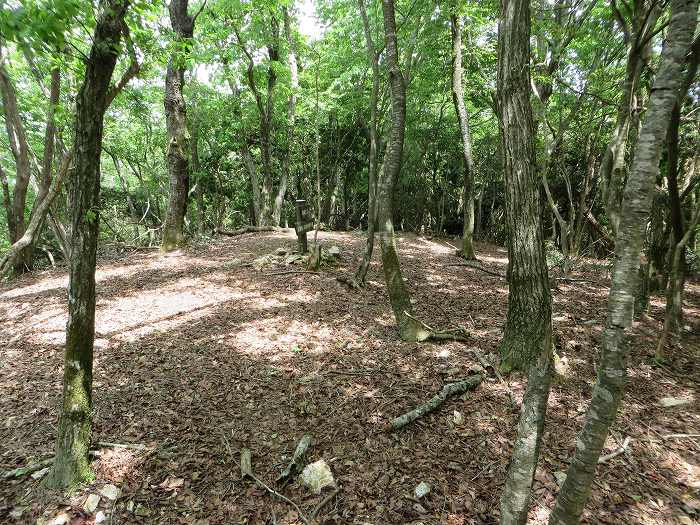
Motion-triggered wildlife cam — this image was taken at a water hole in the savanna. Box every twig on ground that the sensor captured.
[216,226,281,236]
[262,270,321,277]
[277,434,313,483]
[598,436,631,463]
[387,375,483,431]
[445,262,505,279]
[309,488,340,522]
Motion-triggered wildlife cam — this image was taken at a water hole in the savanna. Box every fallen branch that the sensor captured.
[277,434,313,483]
[388,375,483,431]
[216,226,281,236]
[445,262,505,279]
[238,447,310,525]
[403,311,471,343]
[598,436,631,463]
[309,488,340,522]
[262,270,321,277]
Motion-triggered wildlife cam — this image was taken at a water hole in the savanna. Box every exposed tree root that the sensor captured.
[402,311,470,342]
[216,226,281,236]
[445,262,506,279]
[387,374,483,431]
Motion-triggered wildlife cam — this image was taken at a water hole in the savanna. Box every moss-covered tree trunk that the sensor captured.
[450,12,477,261]
[44,0,129,491]
[549,2,697,521]
[496,0,553,522]
[162,0,197,251]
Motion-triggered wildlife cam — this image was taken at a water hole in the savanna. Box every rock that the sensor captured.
[285,253,304,265]
[412,503,428,514]
[134,504,150,517]
[414,481,431,499]
[36,512,70,525]
[437,349,451,359]
[83,494,101,513]
[126,501,134,513]
[554,471,567,486]
[275,247,288,256]
[252,255,273,270]
[9,507,26,520]
[95,511,106,524]
[452,411,465,426]
[222,258,242,269]
[659,397,692,408]
[554,354,570,377]
[100,484,120,501]
[31,467,49,480]
[326,245,341,257]
[300,459,335,494]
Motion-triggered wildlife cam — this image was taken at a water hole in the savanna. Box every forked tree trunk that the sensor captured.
[450,13,477,260]
[0,47,33,272]
[496,0,553,522]
[377,0,430,342]
[549,2,697,521]
[162,0,197,251]
[44,0,129,490]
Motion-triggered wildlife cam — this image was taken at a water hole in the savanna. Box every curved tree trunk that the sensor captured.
[450,13,477,261]
[496,0,553,522]
[548,1,697,521]
[44,0,129,490]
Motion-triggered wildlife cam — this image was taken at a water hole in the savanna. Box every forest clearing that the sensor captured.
[1,0,700,522]
[1,230,699,524]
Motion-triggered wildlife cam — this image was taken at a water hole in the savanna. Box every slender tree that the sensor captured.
[496,0,553,522]
[450,11,477,261]
[549,1,698,521]
[44,0,130,490]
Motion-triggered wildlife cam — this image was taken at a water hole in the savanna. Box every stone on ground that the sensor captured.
[300,459,335,493]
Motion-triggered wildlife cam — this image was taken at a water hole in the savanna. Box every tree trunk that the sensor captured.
[376,0,430,342]
[354,0,381,285]
[450,13,477,260]
[162,0,197,251]
[549,2,697,521]
[0,47,33,272]
[273,6,298,226]
[496,0,553,522]
[44,0,129,491]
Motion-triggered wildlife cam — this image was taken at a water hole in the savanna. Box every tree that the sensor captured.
[161,0,204,251]
[496,0,553,522]
[548,0,698,521]
[44,0,130,490]
[450,9,477,261]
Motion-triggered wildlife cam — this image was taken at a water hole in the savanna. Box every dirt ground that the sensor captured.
[1,230,698,525]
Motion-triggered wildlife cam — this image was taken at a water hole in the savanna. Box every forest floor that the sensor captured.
[1,229,699,525]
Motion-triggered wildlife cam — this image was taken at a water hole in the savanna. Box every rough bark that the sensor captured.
[450,13,477,261]
[44,0,129,491]
[496,0,553,522]
[548,2,697,521]
[162,0,198,251]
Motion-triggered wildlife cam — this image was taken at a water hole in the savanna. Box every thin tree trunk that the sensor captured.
[0,46,33,272]
[549,2,697,521]
[162,0,199,251]
[376,0,430,341]
[44,0,129,490]
[496,0,553,522]
[450,13,477,260]
[354,0,381,285]
[273,6,298,226]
